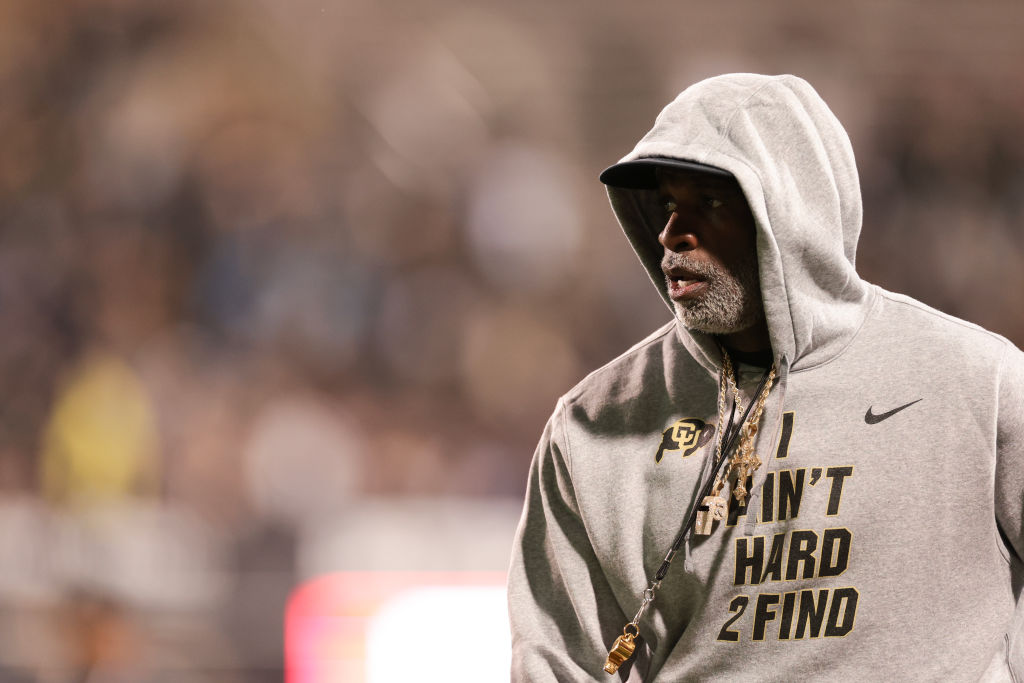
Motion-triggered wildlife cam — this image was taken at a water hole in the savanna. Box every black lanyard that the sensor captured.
[653,365,773,583]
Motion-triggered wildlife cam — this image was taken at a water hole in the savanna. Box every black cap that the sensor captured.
[599,156,732,189]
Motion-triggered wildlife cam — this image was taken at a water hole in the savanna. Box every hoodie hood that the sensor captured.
[604,73,873,373]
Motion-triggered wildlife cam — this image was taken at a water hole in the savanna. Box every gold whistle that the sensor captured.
[603,626,638,674]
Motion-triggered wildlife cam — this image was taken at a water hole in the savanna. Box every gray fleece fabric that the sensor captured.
[507,74,1024,681]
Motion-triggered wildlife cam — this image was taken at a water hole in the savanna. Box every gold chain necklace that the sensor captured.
[695,349,776,534]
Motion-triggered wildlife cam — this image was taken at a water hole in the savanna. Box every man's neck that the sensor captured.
[721,345,773,368]
[717,318,772,365]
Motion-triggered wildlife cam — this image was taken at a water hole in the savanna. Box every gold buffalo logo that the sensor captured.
[654,418,715,463]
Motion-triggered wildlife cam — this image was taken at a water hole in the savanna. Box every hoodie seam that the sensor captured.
[784,286,881,375]
[556,396,574,482]
[876,288,1015,345]
[704,76,789,165]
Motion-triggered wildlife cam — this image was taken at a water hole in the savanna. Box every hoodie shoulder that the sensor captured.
[871,285,1014,361]
[563,321,678,409]
[556,319,721,443]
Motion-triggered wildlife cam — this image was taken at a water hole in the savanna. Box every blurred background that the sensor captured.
[1,0,1024,680]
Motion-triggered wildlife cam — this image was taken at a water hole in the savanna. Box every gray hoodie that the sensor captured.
[508,74,1024,681]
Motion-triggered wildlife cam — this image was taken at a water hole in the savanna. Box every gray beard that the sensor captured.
[664,252,764,335]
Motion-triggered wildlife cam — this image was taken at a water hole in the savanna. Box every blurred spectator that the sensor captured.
[41,352,159,506]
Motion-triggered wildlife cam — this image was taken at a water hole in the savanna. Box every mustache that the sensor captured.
[661,255,722,279]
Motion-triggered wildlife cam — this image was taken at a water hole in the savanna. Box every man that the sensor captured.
[507,74,1024,681]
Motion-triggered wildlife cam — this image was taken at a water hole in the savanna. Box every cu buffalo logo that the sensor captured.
[654,418,716,463]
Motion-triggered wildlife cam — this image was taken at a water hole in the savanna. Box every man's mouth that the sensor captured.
[665,269,709,301]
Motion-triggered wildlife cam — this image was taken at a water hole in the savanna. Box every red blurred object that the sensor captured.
[285,571,507,683]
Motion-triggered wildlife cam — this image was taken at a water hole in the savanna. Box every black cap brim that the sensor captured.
[599,157,733,189]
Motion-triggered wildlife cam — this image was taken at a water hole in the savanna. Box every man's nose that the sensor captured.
[659,213,699,252]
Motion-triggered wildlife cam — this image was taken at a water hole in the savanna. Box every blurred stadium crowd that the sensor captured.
[1,0,1024,680]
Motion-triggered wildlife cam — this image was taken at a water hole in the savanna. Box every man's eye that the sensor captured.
[702,195,723,209]
[663,200,677,214]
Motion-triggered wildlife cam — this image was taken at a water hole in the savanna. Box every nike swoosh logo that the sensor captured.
[865,399,922,424]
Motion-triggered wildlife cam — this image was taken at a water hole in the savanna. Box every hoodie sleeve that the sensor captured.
[507,398,634,682]
[991,342,1024,680]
